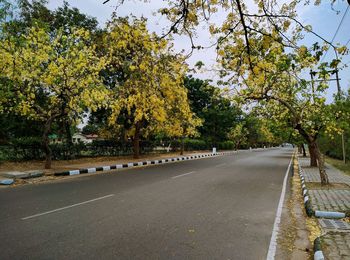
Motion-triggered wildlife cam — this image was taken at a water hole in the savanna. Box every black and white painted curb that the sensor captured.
[298,164,314,217]
[298,158,347,260]
[54,151,236,177]
[298,160,346,219]
[313,237,325,260]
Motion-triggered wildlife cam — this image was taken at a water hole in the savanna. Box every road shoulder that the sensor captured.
[275,155,313,259]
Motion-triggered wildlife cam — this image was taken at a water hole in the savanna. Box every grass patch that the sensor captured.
[306,182,349,190]
[326,156,350,176]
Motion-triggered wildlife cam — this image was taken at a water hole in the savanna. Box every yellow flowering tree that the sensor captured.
[0,26,108,168]
[215,30,347,184]
[104,17,200,158]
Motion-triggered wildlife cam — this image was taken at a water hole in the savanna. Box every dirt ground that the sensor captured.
[0,150,211,175]
[275,157,316,260]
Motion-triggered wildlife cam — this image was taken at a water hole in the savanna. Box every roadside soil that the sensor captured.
[276,157,317,260]
[0,150,212,175]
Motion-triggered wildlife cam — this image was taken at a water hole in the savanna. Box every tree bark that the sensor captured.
[308,140,329,185]
[133,123,141,159]
[298,145,302,154]
[235,141,240,151]
[65,120,73,146]
[42,117,54,169]
[308,141,318,167]
[64,120,73,159]
[317,150,329,185]
[301,143,306,157]
[180,135,184,155]
[294,124,329,185]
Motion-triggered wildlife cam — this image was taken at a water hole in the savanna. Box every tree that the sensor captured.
[215,29,346,184]
[0,26,108,168]
[184,76,241,146]
[319,90,350,161]
[104,17,199,158]
[227,122,248,150]
[1,0,102,149]
[100,0,348,185]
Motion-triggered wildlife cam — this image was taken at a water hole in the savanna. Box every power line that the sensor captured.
[320,5,349,63]
[345,37,350,47]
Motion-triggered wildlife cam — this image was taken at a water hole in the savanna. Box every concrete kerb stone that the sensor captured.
[298,157,348,219]
[0,170,44,185]
[297,162,314,217]
[53,151,237,177]
[0,170,44,179]
[0,178,14,185]
[313,237,325,260]
[314,211,346,219]
[297,157,349,260]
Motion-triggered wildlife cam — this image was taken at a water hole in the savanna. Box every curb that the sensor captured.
[54,151,236,177]
[313,237,325,260]
[314,210,346,219]
[297,164,314,217]
[298,158,346,219]
[298,157,347,260]
[0,178,14,185]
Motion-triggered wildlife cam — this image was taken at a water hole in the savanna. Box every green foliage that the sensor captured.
[0,136,42,160]
[184,75,241,145]
[218,141,235,150]
[0,114,43,144]
[319,133,349,161]
[319,90,350,161]
[184,138,208,150]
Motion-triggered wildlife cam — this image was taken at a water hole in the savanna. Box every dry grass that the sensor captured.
[306,182,350,190]
[326,156,350,176]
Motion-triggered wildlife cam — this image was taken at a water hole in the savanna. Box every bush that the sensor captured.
[319,133,350,161]
[8,137,43,160]
[51,142,87,160]
[218,141,234,150]
[184,138,208,150]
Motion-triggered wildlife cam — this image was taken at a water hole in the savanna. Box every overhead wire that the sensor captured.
[320,5,349,63]
[345,37,350,47]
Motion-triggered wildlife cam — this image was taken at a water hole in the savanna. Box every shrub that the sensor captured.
[218,141,234,150]
[184,138,208,150]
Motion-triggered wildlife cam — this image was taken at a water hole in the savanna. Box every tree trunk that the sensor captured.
[65,121,73,146]
[298,145,302,154]
[317,151,329,185]
[235,141,240,151]
[308,140,329,185]
[294,121,329,185]
[65,120,73,159]
[180,135,184,155]
[301,143,306,157]
[308,142,318,167]
[42,118,54,169]
[133,124,140,159]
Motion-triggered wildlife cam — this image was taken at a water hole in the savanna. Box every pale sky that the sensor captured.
[46,0,350,100]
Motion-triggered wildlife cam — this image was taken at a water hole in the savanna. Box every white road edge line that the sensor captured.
[266,155,293,260]
[171,171,196,179]
[22,194,115,220]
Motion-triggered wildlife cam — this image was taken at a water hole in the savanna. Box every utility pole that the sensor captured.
[309,69,346,164]
[310,70,316,103]
[334,69,346,164]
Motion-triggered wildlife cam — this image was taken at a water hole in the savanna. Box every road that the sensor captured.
[0,148,293,260]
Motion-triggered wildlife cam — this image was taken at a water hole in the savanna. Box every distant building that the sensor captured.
[49,134,62,144]
[49,133,100,144]
[72,133,100,144]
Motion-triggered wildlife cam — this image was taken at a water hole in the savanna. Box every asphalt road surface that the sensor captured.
[0,148,293,260]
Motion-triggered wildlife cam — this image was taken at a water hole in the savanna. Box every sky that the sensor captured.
[46,0,350,101]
